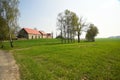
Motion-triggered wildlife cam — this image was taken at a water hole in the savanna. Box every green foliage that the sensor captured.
[0,16,9,39]
[0,16,9,48]
[2,39,120,80]
[86,24,99,42]
[0,0,20,47]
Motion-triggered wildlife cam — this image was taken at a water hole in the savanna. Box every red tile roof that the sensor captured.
[23,28,40,34]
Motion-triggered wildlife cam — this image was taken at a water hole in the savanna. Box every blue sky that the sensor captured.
[19,0,120,38]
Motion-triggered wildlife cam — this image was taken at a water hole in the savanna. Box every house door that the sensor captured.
[32,36,33,39]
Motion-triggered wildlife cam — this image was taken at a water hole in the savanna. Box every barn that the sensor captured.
[18,28,42,39]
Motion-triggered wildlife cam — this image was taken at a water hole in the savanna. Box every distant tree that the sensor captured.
[85,24,99,42]
[75,17,88,43]
[0,0,20,47]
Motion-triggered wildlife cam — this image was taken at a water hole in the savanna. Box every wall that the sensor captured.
[18,30,28,39]
[28,34,42,39]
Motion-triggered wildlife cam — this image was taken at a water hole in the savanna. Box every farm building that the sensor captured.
[18,28,53,39]
[18,28,42,39]
[39,31,53,38]
[46,33,53,38]
[39,30,47,38]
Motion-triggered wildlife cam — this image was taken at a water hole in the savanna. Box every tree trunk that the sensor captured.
[78,32,80,43]
[10,40,13,47]
[0,40,4,48]
[64,32,66,44]
[9,34,13,48]
[73,33,75,43]
[93,37,95,42]
[68,31,70,43]
[61,30,63,44]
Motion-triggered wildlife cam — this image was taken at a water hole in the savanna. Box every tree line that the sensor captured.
[0,0,20,48]
[56,9,98,43]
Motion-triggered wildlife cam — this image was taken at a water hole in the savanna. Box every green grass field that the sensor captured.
[2,38,120,80]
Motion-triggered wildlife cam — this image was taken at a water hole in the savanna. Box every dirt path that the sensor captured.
[0,50,20,80]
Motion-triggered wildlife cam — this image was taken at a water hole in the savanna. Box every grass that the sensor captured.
[1,38,120,80]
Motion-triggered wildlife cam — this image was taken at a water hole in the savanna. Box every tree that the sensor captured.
[0,0,20,47]
[0,16,9,48]
[57,12,64,43]
[70,11,79,42]
[75,17,88,43]
[57,9,78,43]
[85,24,99,42]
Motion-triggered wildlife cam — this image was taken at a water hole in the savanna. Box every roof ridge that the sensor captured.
[23,28,40,34]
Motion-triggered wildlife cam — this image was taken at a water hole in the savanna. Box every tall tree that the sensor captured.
[0,0,20,47]
[0,16,9,48]
[57,9,78,43]
[75,17,88,43]
[70,12,79,42]
[85,24,99,42]
[57,12,64,43]
[64,9,72,43]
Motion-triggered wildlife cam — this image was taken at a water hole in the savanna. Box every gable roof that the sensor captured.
[23,28,40,34]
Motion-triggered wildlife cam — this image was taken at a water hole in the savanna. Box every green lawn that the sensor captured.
[2,38,120,80]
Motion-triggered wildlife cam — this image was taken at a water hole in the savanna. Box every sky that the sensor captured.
[19,0,120,38]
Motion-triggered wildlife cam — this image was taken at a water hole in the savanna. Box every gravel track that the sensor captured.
[0,50,20,80]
